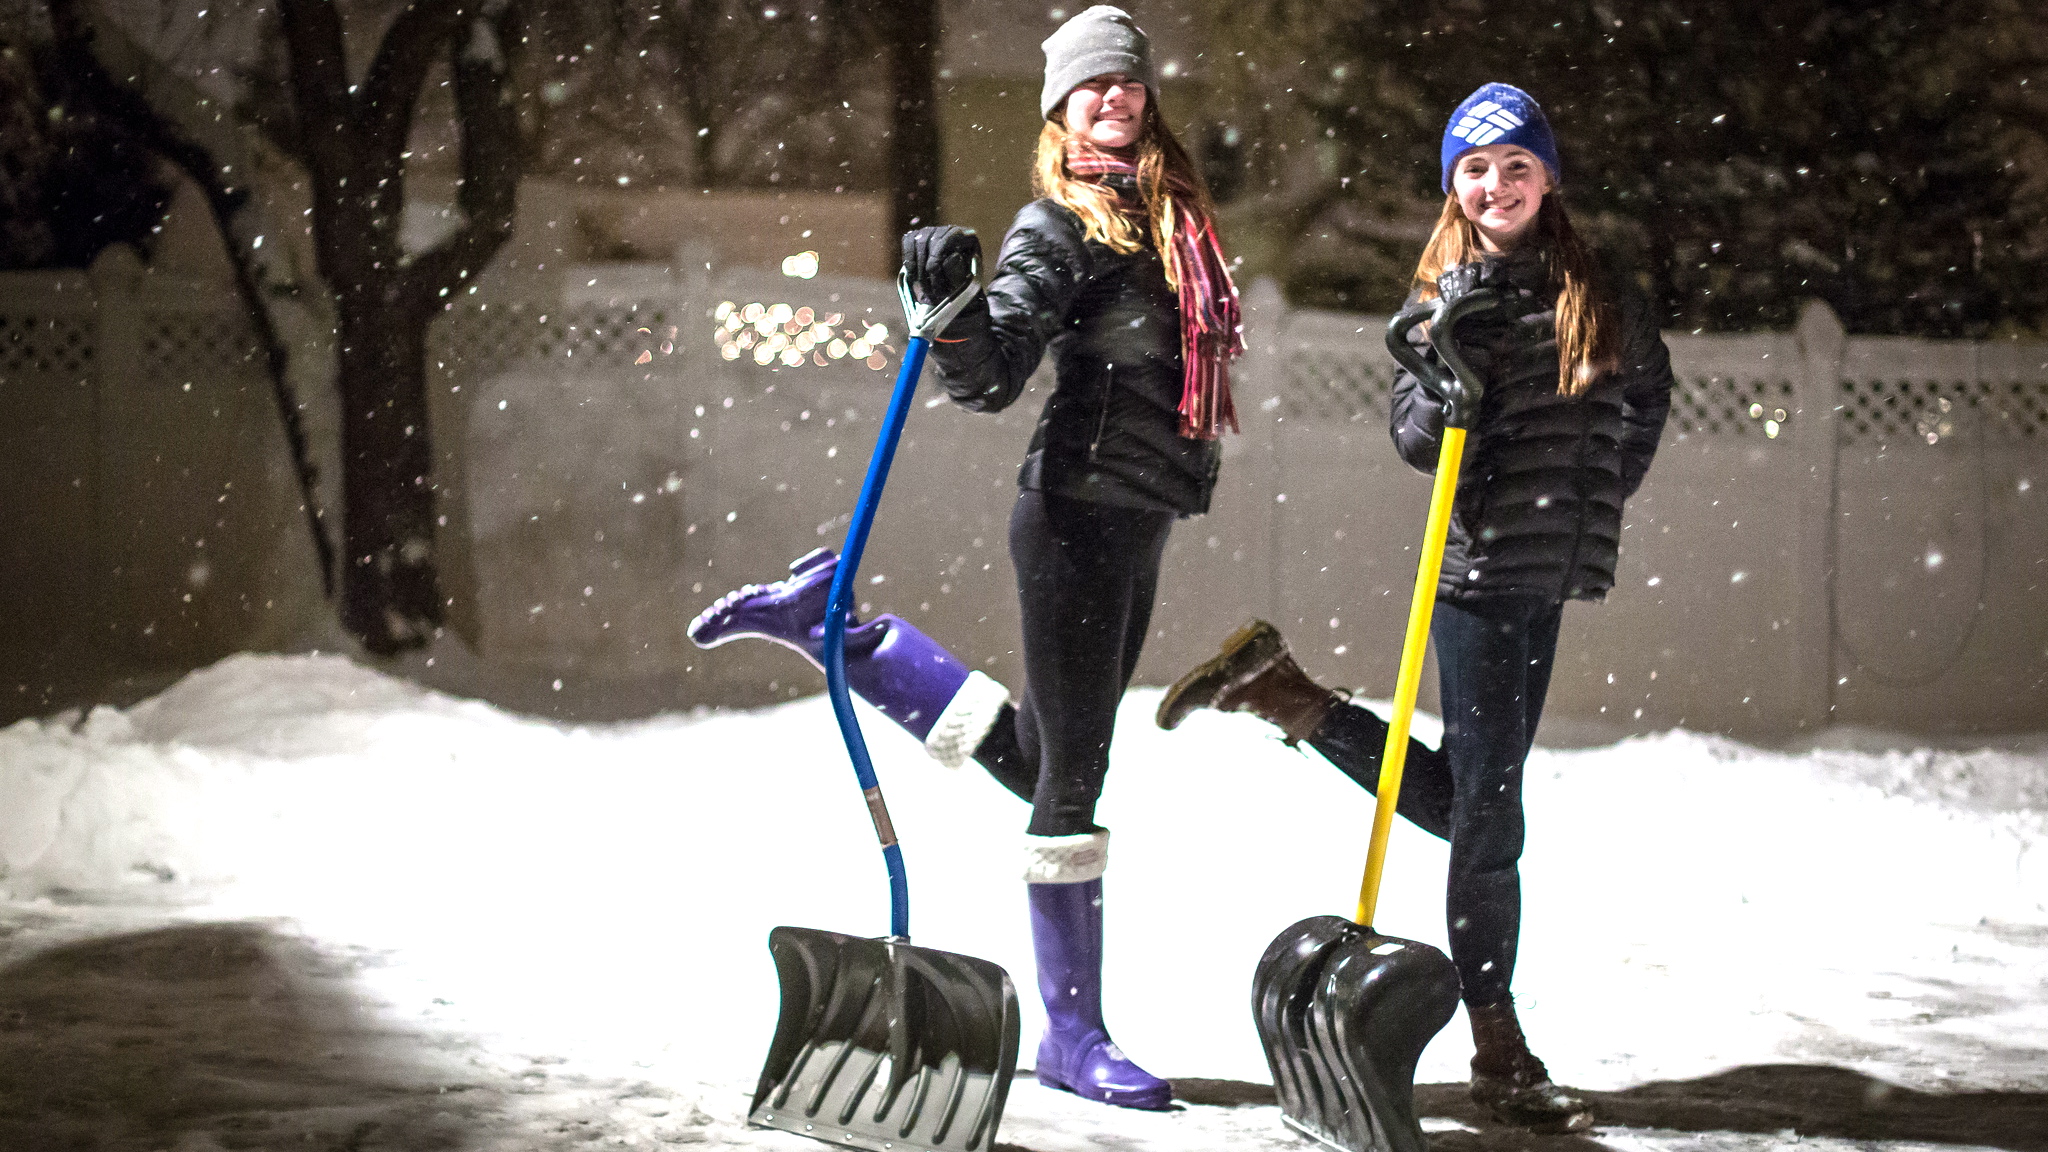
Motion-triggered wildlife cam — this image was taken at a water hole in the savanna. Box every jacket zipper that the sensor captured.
[1088,363,1114,459]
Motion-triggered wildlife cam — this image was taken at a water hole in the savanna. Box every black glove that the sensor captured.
[901,226,980,306]
[1434,262,1484,305]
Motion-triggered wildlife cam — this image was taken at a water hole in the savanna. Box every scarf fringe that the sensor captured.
[1066,142,1244,440]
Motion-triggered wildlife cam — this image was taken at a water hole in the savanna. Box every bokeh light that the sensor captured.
[780,251,820,279]
[709,301,893,371]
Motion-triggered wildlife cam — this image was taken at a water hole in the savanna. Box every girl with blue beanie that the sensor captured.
[1158,82,1675,1134]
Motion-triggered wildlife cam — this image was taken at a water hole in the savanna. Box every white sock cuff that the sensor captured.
[1022,830,1110,884]
[923,670,1010,770]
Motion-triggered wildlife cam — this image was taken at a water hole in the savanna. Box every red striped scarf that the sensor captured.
[1064,141,1243,440]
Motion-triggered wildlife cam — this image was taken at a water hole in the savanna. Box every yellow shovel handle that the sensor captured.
[1355,426,1466,927]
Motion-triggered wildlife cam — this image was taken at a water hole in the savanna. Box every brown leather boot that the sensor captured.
[1154,621,1339,744]
[1467,1002,1593,1133]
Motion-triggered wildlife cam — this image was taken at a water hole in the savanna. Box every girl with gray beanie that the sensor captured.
[1158,81,1676,1134]
[689,5,1239,1111]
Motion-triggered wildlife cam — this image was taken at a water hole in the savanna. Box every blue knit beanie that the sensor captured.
[1440,83,1560,193]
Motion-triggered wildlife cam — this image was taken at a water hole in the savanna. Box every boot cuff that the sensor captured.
[924,670,1010,769]
[1022,830,1110,884]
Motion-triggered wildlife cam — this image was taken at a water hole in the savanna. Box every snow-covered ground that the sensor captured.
[0,652,2042,1150]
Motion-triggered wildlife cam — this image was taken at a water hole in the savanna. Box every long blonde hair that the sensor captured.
[1412,195,1618,396]
[1032,102,1216,292]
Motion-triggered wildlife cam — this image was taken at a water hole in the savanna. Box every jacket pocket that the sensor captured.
[1455,467,1491,576]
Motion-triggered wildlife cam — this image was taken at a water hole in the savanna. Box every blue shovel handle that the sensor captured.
[821,265,982,942]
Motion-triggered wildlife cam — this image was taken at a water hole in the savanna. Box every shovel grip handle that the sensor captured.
[822,336,933,941]
[1385,304,1450,400]
[1384,289,1500,430]
[1355,427,1466,928]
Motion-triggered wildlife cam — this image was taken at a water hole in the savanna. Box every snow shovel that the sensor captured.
[1251,287,1501,1152]
[751,261,1022,1152]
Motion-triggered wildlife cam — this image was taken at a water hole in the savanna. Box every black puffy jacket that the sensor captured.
[1390,246,1674,604]
[929,182,1221,515]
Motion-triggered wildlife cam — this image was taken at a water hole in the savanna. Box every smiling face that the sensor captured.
[1063,73,1148,150]
[1451,144,1551,252]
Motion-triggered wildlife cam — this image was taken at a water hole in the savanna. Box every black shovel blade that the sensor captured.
[752,926,1020,1152]
[1252,915,1461,1152]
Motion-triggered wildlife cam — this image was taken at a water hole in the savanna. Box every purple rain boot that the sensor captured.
[686,547,843,655]
[687,551,1009,768]
[848,613,1012,768]
[1024,832,1173,1111]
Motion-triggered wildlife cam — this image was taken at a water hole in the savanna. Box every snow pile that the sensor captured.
[0,654,515,898]
[1805,730,2048,818]
[0,652,2042,1102]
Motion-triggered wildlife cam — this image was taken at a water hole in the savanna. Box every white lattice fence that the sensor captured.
[431,302,692,378]
[6,264,2046,733]
[1272,310,1401,424]
[429,294,903,381]
[0,311,94,377]
[1838,377,2048,444]
[1833,336,2048,448]
[1670,371,1798,436]
[1271,308,1820,439]
[1,265,312,710]
[140,306,259,382]
[0,290,270,386]
[1270,309,2048,446]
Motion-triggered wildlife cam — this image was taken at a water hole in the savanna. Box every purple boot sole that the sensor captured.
[685,547,841,655]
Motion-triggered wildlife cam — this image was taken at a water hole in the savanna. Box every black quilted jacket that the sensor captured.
[1390,246,1675,603]
[929,184,1221,515]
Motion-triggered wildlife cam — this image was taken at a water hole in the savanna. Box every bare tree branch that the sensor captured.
[410,0,519,304]
[274,0,352,177]
[360,0,470,156]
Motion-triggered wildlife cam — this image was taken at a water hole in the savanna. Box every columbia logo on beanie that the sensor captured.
[1451,100,1526,148]
[1440,83,1560,193]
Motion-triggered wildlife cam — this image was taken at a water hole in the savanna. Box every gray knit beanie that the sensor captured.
[1039,6,1154,121]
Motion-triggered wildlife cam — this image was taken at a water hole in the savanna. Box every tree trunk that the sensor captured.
[671,0,723,186]
[276,0,519,656]
[883,0,941,241]
[335,289,444,653]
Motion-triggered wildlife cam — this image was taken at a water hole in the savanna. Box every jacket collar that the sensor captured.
[1473,244,1551,294]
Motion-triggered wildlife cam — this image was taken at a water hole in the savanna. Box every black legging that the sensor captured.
[958,490,1172,837]
[1302,595,1562,1009]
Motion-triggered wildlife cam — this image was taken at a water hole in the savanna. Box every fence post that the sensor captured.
[1791,299,1845,730]
[1239,276,1287,622]
[87,243,145,395]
